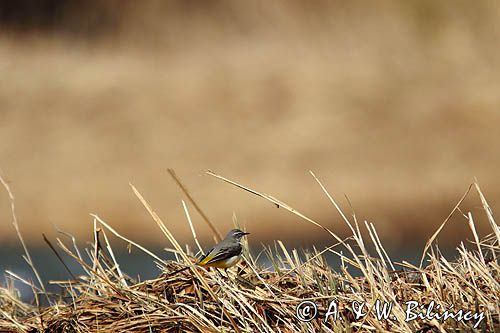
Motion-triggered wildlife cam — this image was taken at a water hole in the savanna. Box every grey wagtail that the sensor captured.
[168,229,249,276]
[198,229,249,268]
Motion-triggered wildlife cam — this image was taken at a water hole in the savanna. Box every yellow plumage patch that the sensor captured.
[198,254,215,266]
[198,254,241,268]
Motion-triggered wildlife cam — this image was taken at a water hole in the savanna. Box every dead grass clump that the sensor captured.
[1,172,499,332]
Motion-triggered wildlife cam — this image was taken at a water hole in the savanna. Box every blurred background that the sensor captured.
[1,0,500,290]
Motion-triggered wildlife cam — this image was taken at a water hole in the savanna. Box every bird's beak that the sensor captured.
[242,232,250,235]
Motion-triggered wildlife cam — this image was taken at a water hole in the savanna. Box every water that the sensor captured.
[1,245,165,303]
[1,244,458,303]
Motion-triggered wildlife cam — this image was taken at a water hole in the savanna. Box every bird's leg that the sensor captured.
[216,269,225,279]
[216,268,232,281]
[225,268,239,284]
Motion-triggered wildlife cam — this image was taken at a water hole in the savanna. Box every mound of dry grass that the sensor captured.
[1,171,499,332]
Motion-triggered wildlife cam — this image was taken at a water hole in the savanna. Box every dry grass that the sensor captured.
[0,171,498,332]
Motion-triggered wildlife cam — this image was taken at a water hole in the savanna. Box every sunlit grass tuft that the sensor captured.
[0,172,499,332]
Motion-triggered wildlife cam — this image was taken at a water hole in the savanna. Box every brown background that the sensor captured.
[1,1,499,253]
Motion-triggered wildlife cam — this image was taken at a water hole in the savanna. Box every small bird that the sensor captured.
[197,229,250,269]
[167,229,250,277]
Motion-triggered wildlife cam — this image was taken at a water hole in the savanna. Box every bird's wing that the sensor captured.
[198,243,242,266]
[197,246,214,264]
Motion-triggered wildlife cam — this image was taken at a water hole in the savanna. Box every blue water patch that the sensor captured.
[1,244,458,303]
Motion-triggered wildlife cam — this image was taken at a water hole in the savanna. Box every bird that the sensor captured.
[197,229,250,269]
[167,229,250,276]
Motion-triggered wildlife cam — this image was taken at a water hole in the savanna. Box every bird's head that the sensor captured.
[225,229,250,241]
